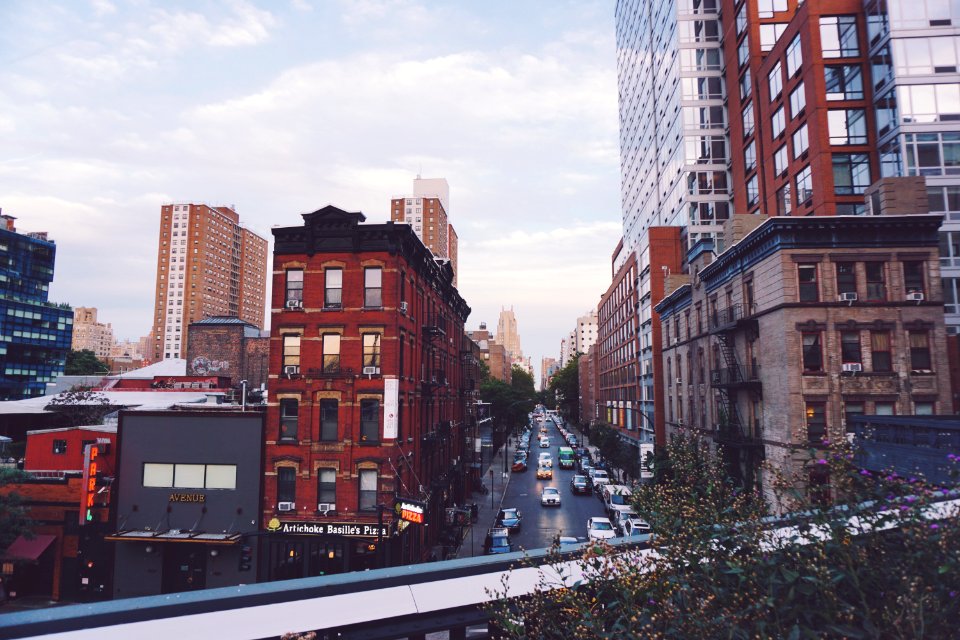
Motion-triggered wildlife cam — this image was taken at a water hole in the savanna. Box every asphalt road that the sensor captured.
[497,416,607,551]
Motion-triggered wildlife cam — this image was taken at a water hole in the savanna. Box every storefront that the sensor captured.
[263,519,393,580]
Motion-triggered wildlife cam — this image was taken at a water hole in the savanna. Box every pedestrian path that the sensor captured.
[450,441,512,559]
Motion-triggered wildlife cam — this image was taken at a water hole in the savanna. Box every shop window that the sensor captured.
[320,399,338,441]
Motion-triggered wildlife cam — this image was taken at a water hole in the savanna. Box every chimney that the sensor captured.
[1,211,16,232]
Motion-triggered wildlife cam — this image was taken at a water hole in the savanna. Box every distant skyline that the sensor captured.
[0,0,621,380]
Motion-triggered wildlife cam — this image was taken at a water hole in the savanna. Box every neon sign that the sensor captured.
[394,498,426,525]
[79,444,99,526]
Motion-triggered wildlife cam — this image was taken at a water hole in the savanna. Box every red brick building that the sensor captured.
[262,206,471,577]
[186,316,270,391]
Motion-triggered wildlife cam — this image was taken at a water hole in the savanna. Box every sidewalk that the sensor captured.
[451,441,512,559]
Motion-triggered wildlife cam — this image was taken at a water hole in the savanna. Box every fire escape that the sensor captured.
[709,302,764,489]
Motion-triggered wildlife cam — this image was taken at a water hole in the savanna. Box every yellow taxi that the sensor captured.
[536,464,553,480]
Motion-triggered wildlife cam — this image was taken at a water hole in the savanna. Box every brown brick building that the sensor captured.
[186,316,269,391]
[263,205,471,577]
[150,204,268,362]
[656,214,953,499]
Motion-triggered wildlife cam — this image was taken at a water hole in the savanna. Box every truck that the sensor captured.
[558,446,576,469]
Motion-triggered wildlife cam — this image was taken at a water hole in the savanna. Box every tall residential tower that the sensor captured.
[390,177,459,286]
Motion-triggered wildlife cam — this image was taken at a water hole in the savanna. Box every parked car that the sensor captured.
[512,458,528,472]
[622,517,651,538]
[536,464,553,480]
[541,486,561,507]
[497,507,522,531]
[586,516,616,540]
[612,509,638,535]
[592,469,611,491]
[580,461,594,476]
[570,474,591,495]
[602,484,634,519]
[484,527,513,554]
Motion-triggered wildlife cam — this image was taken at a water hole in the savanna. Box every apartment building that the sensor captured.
[390,177,459,286]
[150,204,268,361]
[71,307,114,360]
[656,214,952,496]
[264,205,471,577]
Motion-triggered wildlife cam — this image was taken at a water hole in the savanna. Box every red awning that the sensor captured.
[3,534,56,561]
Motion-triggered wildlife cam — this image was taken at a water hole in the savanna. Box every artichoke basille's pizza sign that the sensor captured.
[394,498,426,525]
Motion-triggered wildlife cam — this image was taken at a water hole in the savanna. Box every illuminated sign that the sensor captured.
[266,520,389,539]
[394,498,426,525]
[169,493,206,503]
[79,444,99,526]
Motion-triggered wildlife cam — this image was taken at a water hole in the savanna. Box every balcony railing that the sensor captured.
[710,365,761,388]
[709,303,757,332]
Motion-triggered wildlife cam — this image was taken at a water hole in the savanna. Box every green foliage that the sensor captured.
[590,423,640,481]
[480,370,536,433]
[45,389,113,427]
[0,468,34,549]
[64,349,109,375]
[547,357,579,423]
[488,431,960,639]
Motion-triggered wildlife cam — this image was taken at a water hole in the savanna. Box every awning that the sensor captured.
[105,530,242,545]
[3,534,56,561]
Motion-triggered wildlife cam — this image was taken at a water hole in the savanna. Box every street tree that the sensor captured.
[547,357,579,423]
[489,431,960,638]
[0,469,34,549]
[64,349,109,375]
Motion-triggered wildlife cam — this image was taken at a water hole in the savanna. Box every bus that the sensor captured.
[558,446,575,469]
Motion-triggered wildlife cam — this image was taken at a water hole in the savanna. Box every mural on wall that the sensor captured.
[191,356,231,376]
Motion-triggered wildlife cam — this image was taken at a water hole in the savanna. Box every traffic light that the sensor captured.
[238,545,253,572]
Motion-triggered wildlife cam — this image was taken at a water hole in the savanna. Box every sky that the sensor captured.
[0,0,622,385]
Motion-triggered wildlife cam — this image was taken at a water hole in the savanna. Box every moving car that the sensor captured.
[570,474,591,495]
[538,452,553,468]
[484,527,513,554]
[539,437,550,448]
[586,516,616,541]
[497,507,522,531]
[558,447,576,469]
[540,486,561,507]
[536,464,553,480]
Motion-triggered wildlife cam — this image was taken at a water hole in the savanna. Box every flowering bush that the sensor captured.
[488,431,960,638]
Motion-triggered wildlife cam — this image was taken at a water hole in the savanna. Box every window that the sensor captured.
[897,84,960,123]
[865,262,886,301]
[174,464,205,488]
[802,332,823,371]
[280,398,299,442]
[53,439,67,454]
[317,469,336,505]
[833,154,871,195]
[760,23,788,52]
[903,262,925,295]
[786,35,803,76]
[768,62,783,99]
[873,402,895,416]
[736,3,747,34]
[871,331,892,372]
[771,106,786,138]
[841,331,862,363]
[143,463,174,487]
[828,109,868,145]
[285,269,303,304]
[743,101,755,137]
[904,132,960,177]
[805,402,827,442]
[747,174,759,206]
[789,82,806,118]
[909,331,932,370]
[796,165,813,202]
[777,183,793,215]
[205,465,237,489]
[915,401,935,416]
[681,48,722,71]
[844,401,865,428]
[324,268,342,309]
[820,16,859,58]
[322,333,341,373]
[358,469,378,511]
[836,262,857,296]
[793,123,810,158]
[282,335,301,369]
[774,145,789,176]
[364,267,382,307]
[362,333,381,368]
[825,65,864,100]
[320,399,338,441]
[740,68,752,100]
[744,140,757,171]
[798,264,819,301]
[277,467,296,504]
[360,399,380,443]
[757,0,787,18]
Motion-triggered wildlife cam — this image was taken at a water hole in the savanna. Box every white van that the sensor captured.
[591,469,611,490]
[602,484,633,519]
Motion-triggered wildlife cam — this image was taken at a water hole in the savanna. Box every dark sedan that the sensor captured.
[497,507,522,531]
[570,474,592,495]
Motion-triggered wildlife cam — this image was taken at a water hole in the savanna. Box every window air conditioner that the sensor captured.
[317,503,336,514]
[676,377,683,384]
[906,292,925,302]
[362,366,380,375]
[399,301,408,313]
[286,299,302,310]
[838,292,858,302]
[283,365,300,376]
[278,502,296,512]
[841,363,862,373]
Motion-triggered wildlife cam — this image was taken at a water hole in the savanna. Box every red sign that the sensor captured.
[79,444,99,526]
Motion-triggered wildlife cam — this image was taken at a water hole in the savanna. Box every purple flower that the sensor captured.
[930,524,940,530]
[860,470,872,476]
[816,459,828,465]
[821,438,831,446]
[899,506,910,511]
[951,591,958,598]
[648,599,656,605]
[909,477,918,483]
[906,496,918,503]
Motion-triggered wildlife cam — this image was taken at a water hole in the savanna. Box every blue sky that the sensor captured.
[0,0,621,381]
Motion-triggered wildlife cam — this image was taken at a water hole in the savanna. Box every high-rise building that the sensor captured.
[150,204,268,361]
[496,307,522,364]
[575,310,599,354]
[541,357,559,390]
[71,307,115,360]
[0,213,73,399]
[390,177,459,285]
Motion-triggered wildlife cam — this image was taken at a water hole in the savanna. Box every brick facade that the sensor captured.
[186,317,269,390]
